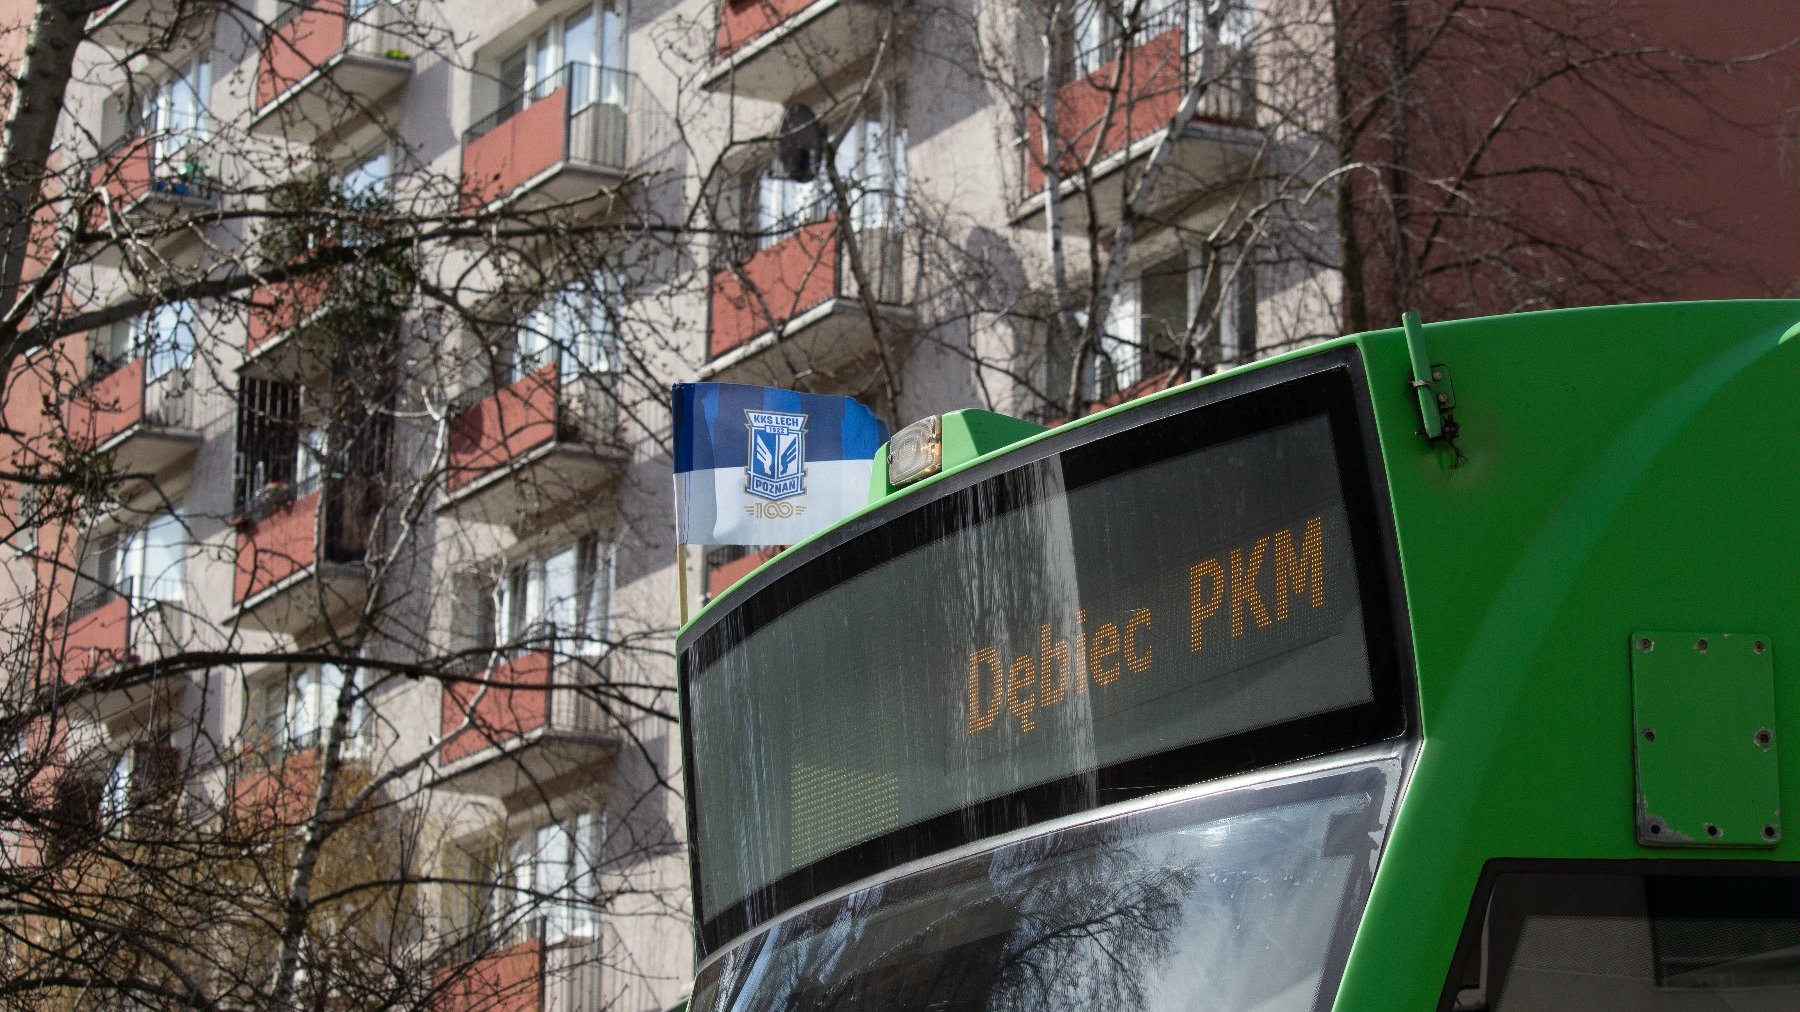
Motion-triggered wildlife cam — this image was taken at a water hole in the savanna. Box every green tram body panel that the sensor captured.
[681,300,1800,1008]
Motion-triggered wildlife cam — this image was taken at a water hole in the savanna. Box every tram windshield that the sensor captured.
[691,758,1399,1012]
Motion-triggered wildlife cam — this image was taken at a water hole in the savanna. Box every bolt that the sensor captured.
[1754,641,1765,654]
[1432,369,1443,382]
[1648,821,1663,836]
[1755,729,1773,750]
[1437,393,1449,405]
[1764,825,1779,840]
[1705,823,1722,838]
[1642,727,1656,743]
[1696,638,1709,653]
[1637,637,1655,652]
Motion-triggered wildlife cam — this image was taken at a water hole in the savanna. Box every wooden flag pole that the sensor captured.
[676,542,690,625]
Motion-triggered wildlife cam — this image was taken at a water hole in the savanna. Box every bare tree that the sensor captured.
[0,0,694,1006]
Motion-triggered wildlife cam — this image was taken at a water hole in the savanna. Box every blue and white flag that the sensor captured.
[673,383,888,546]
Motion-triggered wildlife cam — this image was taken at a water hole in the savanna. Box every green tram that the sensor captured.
[676,301,1799,1010]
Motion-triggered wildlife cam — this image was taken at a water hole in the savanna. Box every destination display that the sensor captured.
[685,411,1375,925]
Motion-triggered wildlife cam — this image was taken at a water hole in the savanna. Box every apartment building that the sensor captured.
[0,0,1790,1007]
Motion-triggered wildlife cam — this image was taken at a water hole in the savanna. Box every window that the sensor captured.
[1054,245,1255,405]
[74,510,186,614]
[99,740,179,826]
[1058,1,1252,83]
[496,1,626,119]
[1446,864,1800,1010]
[294,423,329,496]
[340,148,389,202]
[335,147,391,245]
[476,813,606,946]
[234,377,302,510]
[480,535,613,657]
[733,93,908,254]
[97,302,197,382]
[127,54,210,171]
[250,664,371,758]
[500,277,620,384]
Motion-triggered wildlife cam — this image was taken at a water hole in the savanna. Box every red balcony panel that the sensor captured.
[8,337,76,458]
[90,138,156,214]
[257,0,349,108]
[447,363,559,489]
[709,218,839,358]
[231,747,320,831]
[715,0,822,56]
[706,546,781,598]
[234,488,323,604]
[440,650,553,764]
[86,137,208,223]
[59,594,131,686]
[460,89,568,211]
[65,357,146,450]
[1025,26,1239,193]
[434,938,542,1012]
[248,274,332,352]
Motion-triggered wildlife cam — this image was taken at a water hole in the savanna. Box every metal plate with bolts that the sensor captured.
[1630,632,1779,848]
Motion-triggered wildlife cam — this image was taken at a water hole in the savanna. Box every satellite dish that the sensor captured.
[777,105,824,182]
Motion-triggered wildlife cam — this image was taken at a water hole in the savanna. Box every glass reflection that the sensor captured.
[696,758,1397,1012]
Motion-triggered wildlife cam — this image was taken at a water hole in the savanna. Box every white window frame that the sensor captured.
[130,53,211,172]
[98,302,197,382]
[750,89,907,248]
[506,275,620,383]
[496,1,626,116]
[487,812,605,946]
[79,509,186,610]
[488,535,613,658]
[251,663,371,758]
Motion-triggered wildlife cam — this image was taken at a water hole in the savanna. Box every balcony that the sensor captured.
[55,582,187,724]
[439,361,624,526]
[232,480,377,635]
[703,0,910,101]
[704,216,912,384]
[85,133,214,266]
[65,355,200,482]
[434,938,541,1012]
[244,274,332,374]
[460,63,669,216]
[250,0,413,144]
[434,928,605,1012]
[1015,7,1257,234]
[86,0,212,51]
[436,650,617,797]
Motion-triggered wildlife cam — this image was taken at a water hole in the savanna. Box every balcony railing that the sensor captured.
[714,0,822,56]
[87,132,214,221]
[461,62,672,212]
[439,648,610,767]
[57,579,187,697]
[706,0,912,100]
[257,0,409,109]
[66,355,196,454]
[1019,2,1254,200]
[437,919,605,1012]
[446,358,620,491]
[707,214,907,360]
[232,477,376,607]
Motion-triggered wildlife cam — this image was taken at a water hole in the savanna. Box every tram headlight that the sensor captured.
[888,414,943,487]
